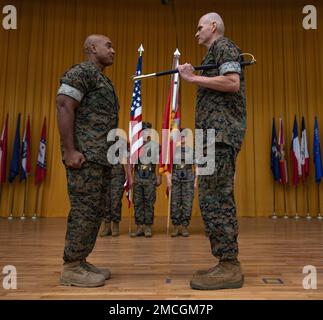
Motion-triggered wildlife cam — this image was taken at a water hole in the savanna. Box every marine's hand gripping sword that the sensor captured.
[132,53,256,81]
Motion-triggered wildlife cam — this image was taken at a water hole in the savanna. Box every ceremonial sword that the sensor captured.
[132,53,256,81]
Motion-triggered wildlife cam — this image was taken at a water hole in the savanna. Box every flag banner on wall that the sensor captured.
[9,113,21,183]
[278,117,288,184]
[290,116,301,186]
[313,116,323,184]
[270,118,280,181]
[20,115,31,181]
[0,114,9,184]
[35,117,46,184]
[300,116,309,180]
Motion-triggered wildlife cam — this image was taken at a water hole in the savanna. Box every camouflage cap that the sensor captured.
[142,121,152,129]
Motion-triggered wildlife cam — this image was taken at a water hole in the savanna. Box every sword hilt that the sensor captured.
[132,53,256,80]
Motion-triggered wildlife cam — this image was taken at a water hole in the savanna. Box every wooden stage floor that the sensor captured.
[0,216,323,300]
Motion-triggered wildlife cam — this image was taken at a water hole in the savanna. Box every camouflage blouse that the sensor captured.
[58,60,119,165]
[196,36,246,151]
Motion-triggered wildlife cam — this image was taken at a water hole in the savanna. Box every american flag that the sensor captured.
[129,46,144,164]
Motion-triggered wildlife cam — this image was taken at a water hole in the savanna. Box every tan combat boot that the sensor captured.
[144,225,152,238]
[193,238,218,276]
[171,225,180,237]
[81,259,111,280]
[100,221,112,237]
[181,225,189,237]
[193,265,219,277]
[60,261,106,287]
[130,224,144,237]
[190,260,244,290]
[112,222,120,237]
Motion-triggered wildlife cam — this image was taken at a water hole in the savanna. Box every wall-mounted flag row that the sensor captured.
[271,116,323,185]
[0,114,47,186]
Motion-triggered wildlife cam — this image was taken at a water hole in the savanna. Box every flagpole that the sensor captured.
[21,179,28,220]
[0,186,3,217]
[167,188,172,236]
[129,44,143,236]
[162,48,181,234]
[283,184,288,219]
[8,183,15,220]
[317,184,322,220]
[294,186,300,219]
[32,184,40,220]
[305,181,311,220]
[128,201,132,235]
[271,181,277,219]
[128,185,133,236]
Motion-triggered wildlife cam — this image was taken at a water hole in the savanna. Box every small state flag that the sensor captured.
[0,114,9,184]
[9,113,21,183]
[278,117,288,184]
[35,117,46,184]
[270,118,280,181]
[313,116,323,184]
[290,116,302,186]
[300,116,310,180]
[20,115,31,181]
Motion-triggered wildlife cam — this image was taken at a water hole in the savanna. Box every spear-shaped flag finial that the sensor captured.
[173,48,180,57]
[138,44,144,56]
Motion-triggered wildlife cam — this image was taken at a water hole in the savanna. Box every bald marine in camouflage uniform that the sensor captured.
[131,122,161,237]
[168,134,197,237]
[178,13,246,290]
[56,35,120,287]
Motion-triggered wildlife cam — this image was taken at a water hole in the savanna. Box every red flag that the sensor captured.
[35,118,46,184]
[0,114,9,183]
[159,50,181,175]
[159,88,173,175]
[278,117,288,184]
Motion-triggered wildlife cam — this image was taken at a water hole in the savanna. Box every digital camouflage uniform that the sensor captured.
[58,60,119,263]
[133,138,159,226]
[171,145,195,227]
[196,36,246,262]
[104,163,125,223]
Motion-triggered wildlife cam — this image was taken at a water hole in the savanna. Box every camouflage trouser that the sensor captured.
[198,143,239,261]
[133,179,156,225]
[103,164,125,223]
[63,162,111,263]
[171,179,194,226]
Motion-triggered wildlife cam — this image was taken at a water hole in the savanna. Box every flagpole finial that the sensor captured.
[138,44,144,56]
[174,48,180,57]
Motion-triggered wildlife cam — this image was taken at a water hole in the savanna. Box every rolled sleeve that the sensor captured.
[219,61,241,75]
[58,64,93,100]
[57,83,84,102]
